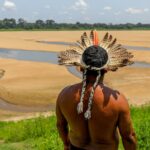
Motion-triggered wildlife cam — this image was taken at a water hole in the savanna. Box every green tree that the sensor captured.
[17,18,27,28]
[2,18,16,28]
[35,20,45,29]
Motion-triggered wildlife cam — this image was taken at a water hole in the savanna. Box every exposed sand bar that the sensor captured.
[0,58,80,106]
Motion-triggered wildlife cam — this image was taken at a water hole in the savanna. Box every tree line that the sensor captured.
[0,18,150,30]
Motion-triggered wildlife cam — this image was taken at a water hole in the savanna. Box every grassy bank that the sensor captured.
[0,106,150,150]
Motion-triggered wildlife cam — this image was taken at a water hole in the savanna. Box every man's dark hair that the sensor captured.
[86,69,106,77]
[82,46,108,68]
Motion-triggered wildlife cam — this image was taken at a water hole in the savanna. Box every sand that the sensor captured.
[0,31,150,120]
[105,67,150,106]
[0,58,79,106]
[130,50,150,63]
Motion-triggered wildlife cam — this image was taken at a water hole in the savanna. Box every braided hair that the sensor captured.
[77,46,108,119]
[77,69,87,114]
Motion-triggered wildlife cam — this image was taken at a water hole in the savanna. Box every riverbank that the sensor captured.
[0,110,54,122]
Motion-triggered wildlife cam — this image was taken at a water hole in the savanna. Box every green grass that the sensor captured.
[0,106,150,150]
[130,106,150,149]
[0,116,63,150]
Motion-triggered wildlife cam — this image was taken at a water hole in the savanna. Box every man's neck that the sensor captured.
[86,75,104,84]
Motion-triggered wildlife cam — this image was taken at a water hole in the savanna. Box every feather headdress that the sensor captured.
[58,30,133,71]
[58,30,134,119]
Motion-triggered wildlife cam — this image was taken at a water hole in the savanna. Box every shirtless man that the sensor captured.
[56,31,137,150]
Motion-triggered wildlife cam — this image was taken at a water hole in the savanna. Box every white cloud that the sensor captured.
[72,0,87,11]
[126,8,142,14]
[3,0,16,11]
[126,8,149,14]
[104,6,112,11]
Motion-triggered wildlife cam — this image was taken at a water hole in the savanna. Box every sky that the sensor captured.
[0,0,150,24]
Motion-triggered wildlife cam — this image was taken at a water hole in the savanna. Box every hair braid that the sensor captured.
[77,69,87,114]
[84,71,101,119]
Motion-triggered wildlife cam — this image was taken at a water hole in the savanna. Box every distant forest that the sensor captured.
[0,18,150,30]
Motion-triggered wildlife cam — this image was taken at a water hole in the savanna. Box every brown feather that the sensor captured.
[90,30,94,44]
[82,32,91,47]
[108,35,113,42]
[58,50,81,65]
[76,40,85,50]
[102,32,109,42]
[81,32,91,48]
[108,38,117,48]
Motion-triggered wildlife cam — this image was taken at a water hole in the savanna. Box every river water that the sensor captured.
[0,48,150,79]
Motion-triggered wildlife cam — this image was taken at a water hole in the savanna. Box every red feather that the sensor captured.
[93,30,99,46]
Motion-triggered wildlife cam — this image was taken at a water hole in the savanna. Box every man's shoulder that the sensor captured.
[117,93,130,112]
[57,83,81,99]
[99,84,121,98]
[99,84,129,107]
[101,84,126,98]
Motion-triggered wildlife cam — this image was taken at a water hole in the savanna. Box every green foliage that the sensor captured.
[0,106,150,150]
[0,116,63,150]
[131,106,150,149]
[1,18,150,30]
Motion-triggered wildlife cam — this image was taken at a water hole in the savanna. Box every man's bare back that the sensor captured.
[57,30,136,150]
[56,82,137,150]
